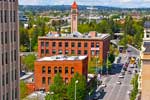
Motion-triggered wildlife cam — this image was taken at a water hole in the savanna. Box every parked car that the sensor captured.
[118,75,124,78]
[116,81,121,85]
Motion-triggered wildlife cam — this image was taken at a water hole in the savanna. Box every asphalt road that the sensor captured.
[97,52,138,100]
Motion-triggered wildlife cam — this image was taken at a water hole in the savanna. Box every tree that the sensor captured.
[20,81,28,99]
[47,73,67,100]
[22,54,36,71]
[108,53,115,64]
[67,73,87,100]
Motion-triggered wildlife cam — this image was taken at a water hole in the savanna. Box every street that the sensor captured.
[93,47,140,100]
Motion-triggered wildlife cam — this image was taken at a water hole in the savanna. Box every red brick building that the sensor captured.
[38,31,110,63]
[34,55,88,91]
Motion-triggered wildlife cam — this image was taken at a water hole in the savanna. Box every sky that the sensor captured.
[19,0,150,8]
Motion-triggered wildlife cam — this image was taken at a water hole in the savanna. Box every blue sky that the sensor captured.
[19,0,150,8]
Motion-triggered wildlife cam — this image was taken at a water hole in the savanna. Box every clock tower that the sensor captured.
[71,1,78,33]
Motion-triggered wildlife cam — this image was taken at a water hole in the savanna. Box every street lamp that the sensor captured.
[75,80,79,100]
[88,92,91,100]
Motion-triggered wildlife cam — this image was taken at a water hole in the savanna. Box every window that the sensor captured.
[13,11,16,22]
[5,52,8,64]
[5,32,7,44]
[10,11,12,22]
[41,49,44,54]
[41,42,44,47]
[96,42,99,47]
[71,67,74,74]
[6,92,8,100]
[52,50,56,54]
[65,42,68,47]
[14,50,16,61]
[84,42,88,47]
[2,74,4,86]
[54,67,57,74]
[84,50,88,55]
[65,67,68,74]
[71,42,75,47]
[59,67,62,73]
[71,50,75,54]
[91,50,95,56]
[46,49,49,54]
[48,77,51,85]
[59,42,62,47]
[78,50,81,55]
[11,30,13,43]
[1,32,3,44]
[52,42,56,47]
[42,77,46,84]
[96,50,99,55]
[4,10,7,23]
[15,88,17,99]
[147,35,150,38]
[48,67,51,74]
[0,10,3,23]
[15,69,17,80]
[65,50,69,54]
[65,78,69,84]
[91,42,94,47]
[45,42,49,47]
[14,31,16,42]
[58,50,62,54]
[42,66,46,74]
[12,89,14,100]
[2,53,4,65]
[78,42,81,48]
[6,73,8,84]
[11,68,13,79]
[11,51,13,62]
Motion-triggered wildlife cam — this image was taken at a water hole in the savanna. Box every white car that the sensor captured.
[118,75,124,78]
[101,84,107,88]
[116,81,121,85]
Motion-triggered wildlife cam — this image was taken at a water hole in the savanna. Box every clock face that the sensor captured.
[72,10,77,14]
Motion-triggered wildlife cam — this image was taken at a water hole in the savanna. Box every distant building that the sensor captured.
[38,31,110,63]
[140,21,150,100]
[34,55,88,91]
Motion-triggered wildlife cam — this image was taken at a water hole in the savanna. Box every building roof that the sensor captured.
[144,21,150,28]
[37,55,87,62]
[71,1,78,9]
[40,32,110,40]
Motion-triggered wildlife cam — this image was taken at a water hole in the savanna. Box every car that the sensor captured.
[101,84,107,88]
[127,90,131,95]
[118,75,124,78]
[128,70,132,74]
[130,64,134,68]
[116,81,121,84]
[93,92,101,100]
[121,71,125,75]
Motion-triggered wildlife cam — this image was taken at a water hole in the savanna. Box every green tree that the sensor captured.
[47,73,67,100]
[130,74,139,100]
[22,54,36,71]
[67,73,87,100]
[20,81,28,99]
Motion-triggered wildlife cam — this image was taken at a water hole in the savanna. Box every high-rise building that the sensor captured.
[140,21,150,100]
[71,1,78,33]
[0,1,20,100]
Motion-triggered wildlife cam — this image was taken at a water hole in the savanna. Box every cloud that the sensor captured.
[19,0,150,8]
